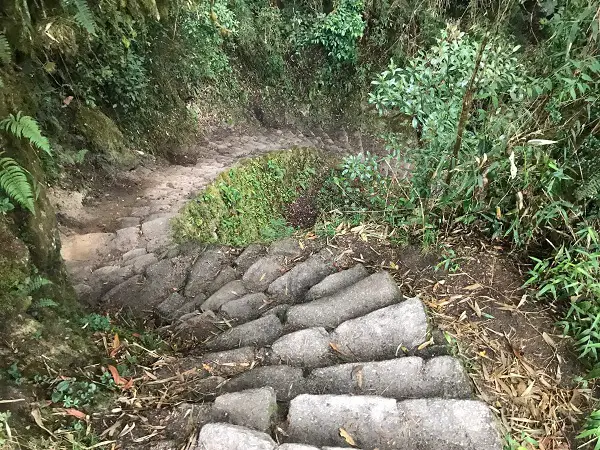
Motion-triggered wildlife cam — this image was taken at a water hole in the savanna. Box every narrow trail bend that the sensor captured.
[50,126,504,450]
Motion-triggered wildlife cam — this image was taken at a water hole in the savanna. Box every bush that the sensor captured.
[173,148,326,246]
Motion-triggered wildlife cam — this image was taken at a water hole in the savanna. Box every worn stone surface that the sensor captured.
[261,304,289,321]
[305,264,368,301]
[223,366,306,401]
[235,244,266,273]
[396,399,502,450]
[268,237,304,259]
[278,446,319,450]
[202,280,247,312]
[243,256,286,292]
[206,315,283,351]
[186,376,227,401]
[185,249,229,298]
[126,252,159,274]
[267,255,332,303]
[286,394,401,447]
[175,310,221,340]
[156,292,188,322]
[195,423,277,450]
[203,347,257,377]
[114,226,140,253]
[141,215,173,252]
[221,293,270,323]
[330,297,428,361]
[212,387,277,432]
[268,327,332,369]
[163,403,212,441]
[206,266,238,295]
[306,357,470,399]
[122,247,146,262]
[285,271,401,330]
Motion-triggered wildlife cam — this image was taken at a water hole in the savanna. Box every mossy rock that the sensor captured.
[0,218,31,320]
[75,105,137,167]
[173,147,333,246]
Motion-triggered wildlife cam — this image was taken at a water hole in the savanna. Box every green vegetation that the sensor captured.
[174,148,325,246]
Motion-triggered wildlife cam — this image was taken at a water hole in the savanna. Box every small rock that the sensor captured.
[164,403,212,441]
[330,297,427,361]
[223,365,307,402]
[185,249,229,298]
[206,266,238,295]
[221,293,270,323]
[156,292,188,322]
[305,264,368,301]
[268,327,332,369]
[114,226,140,253]
[243,256,287,292]
[235,244,266,273]
[201,280,247,312]
[126,253,159,274]
[268,237,304,259]
[261,304,289,321]
[212,387,277,432]
[267,255,333,303]
[175,310,221,340]
[202,346,256,376]
[195,423,276,450]
[206,315,283,351]
[122,247,147,262]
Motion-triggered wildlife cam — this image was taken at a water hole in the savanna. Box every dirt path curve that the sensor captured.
[50,126,380,304]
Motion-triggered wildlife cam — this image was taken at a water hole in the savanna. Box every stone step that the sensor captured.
[306,356,472,399]
[206,315,284,351]
[219,355,470,401]
[286,394,502,449]
[305,264,368,301]
[285,271,402,330]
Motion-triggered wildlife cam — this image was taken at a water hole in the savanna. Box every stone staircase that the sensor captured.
[155,240,502,450]
[56,128,501,450]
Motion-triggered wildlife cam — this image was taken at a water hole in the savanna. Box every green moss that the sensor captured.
[0,218,31,319]
[173,147,331,246]
[75,105,137,167]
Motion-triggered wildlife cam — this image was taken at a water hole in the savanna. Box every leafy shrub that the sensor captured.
[298,0,366,62]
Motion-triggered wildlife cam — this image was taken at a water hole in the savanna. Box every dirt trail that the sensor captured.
[50,126,380,300]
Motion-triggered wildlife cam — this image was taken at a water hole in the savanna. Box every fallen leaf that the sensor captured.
[351,365,364,389]
[64,408,87,421]
[542,332,556,348]
[464,283,483,291]
[31,408,56,437]
[339,428,357,446]
[62,95,73,106]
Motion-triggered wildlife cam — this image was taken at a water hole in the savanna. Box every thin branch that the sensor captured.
[445,33,489,187]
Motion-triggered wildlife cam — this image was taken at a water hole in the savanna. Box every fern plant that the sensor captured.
[0,33,10,64]
[62,0,97,35]
[0,153,35,214]
[576,172,600,200]
[0,112,51,156]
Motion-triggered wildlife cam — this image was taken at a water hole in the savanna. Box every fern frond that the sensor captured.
[35,298,59,308]
[73,0,97,35]
[0,33,10,64]
[0,112,52,156]
[24,276,53,294]
[0,153,35,213]
[577,172,600,200]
